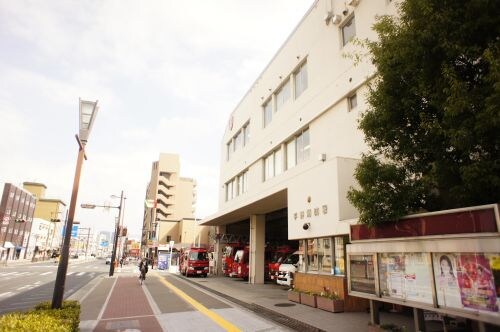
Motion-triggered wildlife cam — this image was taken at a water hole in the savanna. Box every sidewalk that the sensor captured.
[71,266,425,332]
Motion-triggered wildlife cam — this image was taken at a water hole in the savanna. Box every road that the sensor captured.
[0,260,293,331]
[0,258,106,315]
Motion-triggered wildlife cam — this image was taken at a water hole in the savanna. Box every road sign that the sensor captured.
[81,204,96,209]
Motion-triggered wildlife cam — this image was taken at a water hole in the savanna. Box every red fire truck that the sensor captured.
[267,245,295,282]
[222,243,245,277]
[180,247,209,277]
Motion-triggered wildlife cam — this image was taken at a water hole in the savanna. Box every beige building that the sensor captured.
[142,153,208,258]
[201,0,401,309]
[23,182,66,258]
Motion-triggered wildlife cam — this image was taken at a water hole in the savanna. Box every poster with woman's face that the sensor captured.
[434,253,499,313]
[433,253,462,308]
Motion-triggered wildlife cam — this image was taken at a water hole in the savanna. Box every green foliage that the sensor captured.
[34,300,80,332]
[348,0,500,225]
[0,312,70,332]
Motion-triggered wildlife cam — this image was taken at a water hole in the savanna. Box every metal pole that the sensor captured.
[85,227,90,258]
[109,190,123,277]
[52,136,85,309]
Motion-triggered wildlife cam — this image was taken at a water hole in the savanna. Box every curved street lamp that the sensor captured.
[51,99,99,309]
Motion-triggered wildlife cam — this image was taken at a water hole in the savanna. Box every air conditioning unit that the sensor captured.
[331,14,342,25]
[347,0,360,6]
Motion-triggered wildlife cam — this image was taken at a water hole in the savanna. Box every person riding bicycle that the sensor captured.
[139,257,149,280]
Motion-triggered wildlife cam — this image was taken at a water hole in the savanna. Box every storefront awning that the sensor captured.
[3,242,15,249]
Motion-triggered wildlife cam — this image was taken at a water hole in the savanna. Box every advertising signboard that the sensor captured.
[378,253,433,304]
[433,253,499,313]
[349,254,376,294]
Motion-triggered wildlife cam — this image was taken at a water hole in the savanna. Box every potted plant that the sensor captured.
[300,291,317,308]
[316,287,344,313]
[287,287,301,303]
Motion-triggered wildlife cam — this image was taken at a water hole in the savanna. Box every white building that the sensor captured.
[202,0,400,311]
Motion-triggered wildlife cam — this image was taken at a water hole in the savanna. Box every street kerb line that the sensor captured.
[157,275,242,332]
[97,276,118,321]
[141,274,161,315]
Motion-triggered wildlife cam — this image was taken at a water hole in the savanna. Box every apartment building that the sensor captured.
[142,153,207,258]
[23,182,66,256]
[0,183,37,260]
[202,0,400,309]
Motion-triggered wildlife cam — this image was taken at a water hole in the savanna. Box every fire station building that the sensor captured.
[201,0,400,309]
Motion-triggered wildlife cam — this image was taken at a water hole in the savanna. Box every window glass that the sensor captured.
[243,124,250,145]
[348,93,357,111]
[307,239,318,272]
[234,131,242,151]
[243,171,248,193]
[264,154,274,180]
[276,79,291,111]
[342,16,356,46]
[238,175,243,196]
[295,62,308,98]
[286,140,296,169]
[319,237,332,274]
[274,149,283,176]
[298,240,306,272]
[297,128,310,164]
[334,236,348,275]
[263,101,272,127]
[231,179,237,199]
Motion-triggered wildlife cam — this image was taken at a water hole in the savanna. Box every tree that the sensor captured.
[348,0,500,227]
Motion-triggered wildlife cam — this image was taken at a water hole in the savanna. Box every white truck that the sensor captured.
[276,251,300,287]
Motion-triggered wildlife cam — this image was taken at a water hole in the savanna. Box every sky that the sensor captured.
[0,1,313,241]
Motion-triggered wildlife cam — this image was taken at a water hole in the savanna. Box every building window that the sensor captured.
[334,236,349,275]
[342,16,356,46]
[319,237,333,274]
[263,100,273,127]
[264,153,275,180]
[275,78,291,112]
[234,131,242,151]
[296,128,310,164]
[286,140,296,170]
[264,149,283,181]
[294,61,308,99]
[306,239,318,272]
[243,123,250,146]
[348,93,357,111]
[237,170,248,195]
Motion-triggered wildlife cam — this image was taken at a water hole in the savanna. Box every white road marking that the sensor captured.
[0,292,13,298]
[76,272,85,276]
[40,271,52,275]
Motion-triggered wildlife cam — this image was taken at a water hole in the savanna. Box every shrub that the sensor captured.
[34,301,80,332]
[0,312,70,332]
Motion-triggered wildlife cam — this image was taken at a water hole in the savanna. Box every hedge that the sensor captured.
[0,300,80,332]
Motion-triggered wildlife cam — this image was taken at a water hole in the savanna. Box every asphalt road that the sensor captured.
[0,258,107,315]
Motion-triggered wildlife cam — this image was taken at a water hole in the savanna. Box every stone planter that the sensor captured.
[316,296,344,313]
[287,291,301,303]
[300,293,317,308]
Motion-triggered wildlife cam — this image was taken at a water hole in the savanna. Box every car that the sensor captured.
[105,256,112,264]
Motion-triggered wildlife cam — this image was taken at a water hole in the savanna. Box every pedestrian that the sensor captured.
[119,257,123,268]
[139,257,148,280]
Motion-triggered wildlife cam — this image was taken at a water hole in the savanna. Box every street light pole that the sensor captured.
[109,190,123,277]
[52,99,98,309]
